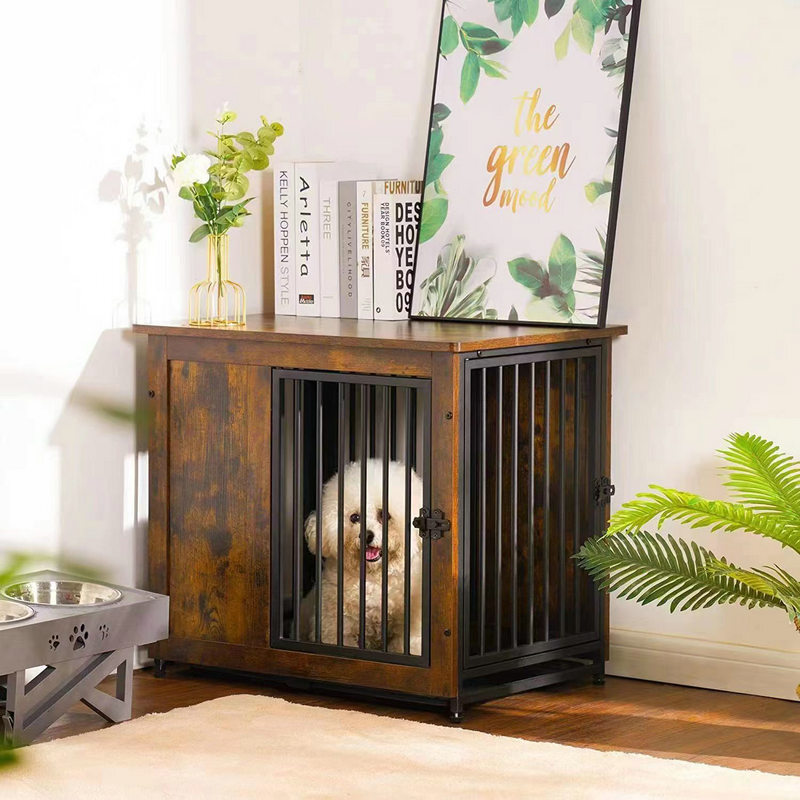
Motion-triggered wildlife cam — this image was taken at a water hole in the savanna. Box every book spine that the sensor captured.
[295,163,321,316]
[273,163,295,315]
[338,181,358,318]
[373,193,422,320]
[319,179,340,318]
[356,181,374,320]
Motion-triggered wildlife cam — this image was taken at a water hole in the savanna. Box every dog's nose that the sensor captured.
[365,530,375,544]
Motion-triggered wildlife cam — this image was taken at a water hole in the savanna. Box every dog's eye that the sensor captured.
[349,512,360,524]
[377,508,391,525]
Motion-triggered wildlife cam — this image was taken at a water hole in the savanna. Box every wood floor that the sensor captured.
[37,666,800,776]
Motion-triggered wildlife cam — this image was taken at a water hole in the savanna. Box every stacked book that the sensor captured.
[273,163,422,320]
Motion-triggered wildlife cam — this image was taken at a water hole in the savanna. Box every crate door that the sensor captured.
[463,348,604,670]
[271,370,432,669]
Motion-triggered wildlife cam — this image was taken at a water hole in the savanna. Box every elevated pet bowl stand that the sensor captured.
[0,571,169,746]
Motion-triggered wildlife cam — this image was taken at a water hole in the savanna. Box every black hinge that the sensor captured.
[594,476,616,507]
[412,508,451,541]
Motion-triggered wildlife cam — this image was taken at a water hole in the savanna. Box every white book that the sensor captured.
[318,165,376,318]
[272,163,295,315]
[294,162,330,317]
[338,181,359,319]
[356,181,376,320]
[319,178,340,318]
[373,182,423,320]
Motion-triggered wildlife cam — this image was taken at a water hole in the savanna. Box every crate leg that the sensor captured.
[448,697,465,724]
[592,659,606,686]
[153,658,167,679]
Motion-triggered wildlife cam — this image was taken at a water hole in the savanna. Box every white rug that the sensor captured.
[4,695,799,799]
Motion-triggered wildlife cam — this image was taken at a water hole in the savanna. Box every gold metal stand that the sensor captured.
[189,234,246,327]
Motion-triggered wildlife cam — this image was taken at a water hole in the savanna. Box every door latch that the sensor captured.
[593,477,616,507]
[412,508,451,541]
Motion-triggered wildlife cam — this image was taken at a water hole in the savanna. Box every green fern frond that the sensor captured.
[576,531,783,613]
[705,559,800,623]
[719,433,800,524]
[606,486,800,553]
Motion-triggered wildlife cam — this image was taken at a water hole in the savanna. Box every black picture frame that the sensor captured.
[409,0,642,329]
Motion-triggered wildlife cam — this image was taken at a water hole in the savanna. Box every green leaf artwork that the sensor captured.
[417,235,497,318]
[412,0,638,326]
[420,196,449,243]
[507,234,579,322]
[441,15,459,55]
[460,51,481,102]
[171,106,284,243]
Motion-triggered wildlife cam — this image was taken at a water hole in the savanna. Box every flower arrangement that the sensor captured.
[171,106,284,326]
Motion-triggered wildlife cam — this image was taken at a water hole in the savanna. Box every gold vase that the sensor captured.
[189,234,246,327]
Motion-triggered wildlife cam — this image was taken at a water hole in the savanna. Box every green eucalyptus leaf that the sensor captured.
[553,290,576,318]
[494,0,513,22]
[576,0,613,28]
[178,186,193,201]
[511,3,523,35]
[508,257,547,291]
[545,0,566,17]
[555,20,571,59]
[460,51,480,103]
[571,12,595,53]
[189,223,211,243]
[235,132,256,144]
[432,103,451,124]
[461,21,510,54]
[441,15,459,55]
[585,180,612,203]
[426,153,454,186]
[419,197,449,243]
[258,125,277,143]
[429,127,444,159]
[548,234,577,293]
[245,144,270,170]
[521,0,539,25]
[480,57,508,79]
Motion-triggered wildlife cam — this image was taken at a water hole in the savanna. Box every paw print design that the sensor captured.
[69,624,89,651]
[98,623,110,641]
[48,634,60,651]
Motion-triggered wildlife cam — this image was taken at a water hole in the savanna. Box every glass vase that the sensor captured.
[188,234,246,327]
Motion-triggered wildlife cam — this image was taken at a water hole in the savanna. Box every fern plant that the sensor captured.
[576,433,800,633]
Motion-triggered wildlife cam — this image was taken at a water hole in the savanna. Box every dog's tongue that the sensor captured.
[365,545,381,562]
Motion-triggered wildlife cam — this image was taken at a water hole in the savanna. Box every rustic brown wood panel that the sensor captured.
[168,360,270,648]
[429,353,460,699]
[166,336,432,377]
[134,314,627,353]
[147,337,169,596]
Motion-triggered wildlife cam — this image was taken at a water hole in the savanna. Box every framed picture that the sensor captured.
[410,0,641,328]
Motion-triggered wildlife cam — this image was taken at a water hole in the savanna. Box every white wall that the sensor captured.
[3,0,799,698]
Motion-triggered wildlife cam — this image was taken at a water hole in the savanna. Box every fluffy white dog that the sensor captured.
[301,459,423,655]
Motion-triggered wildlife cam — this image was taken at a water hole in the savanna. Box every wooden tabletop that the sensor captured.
[133,315,627,353]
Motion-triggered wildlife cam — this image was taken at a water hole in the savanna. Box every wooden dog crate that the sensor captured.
[134,316,625,720]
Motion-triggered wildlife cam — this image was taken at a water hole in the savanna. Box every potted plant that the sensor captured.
[577,433,800,647]
[171,106,284,327]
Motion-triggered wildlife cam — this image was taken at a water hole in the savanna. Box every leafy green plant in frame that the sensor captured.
[420,104,455,244]
[551,0,633,60]
[508,234,578,322]
[417,235,498,319]
[577,434,800,684]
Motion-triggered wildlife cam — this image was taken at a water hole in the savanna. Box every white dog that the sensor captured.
[301,459,423,655]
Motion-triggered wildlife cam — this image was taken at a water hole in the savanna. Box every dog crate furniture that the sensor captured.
[134,315,625,720]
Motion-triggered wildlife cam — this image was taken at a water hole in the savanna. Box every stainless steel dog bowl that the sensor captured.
[2,580,122,607]
[0,598,34,623]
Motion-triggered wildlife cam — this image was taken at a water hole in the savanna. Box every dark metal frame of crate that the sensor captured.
[456,342,608,714]
[269,369,433,668]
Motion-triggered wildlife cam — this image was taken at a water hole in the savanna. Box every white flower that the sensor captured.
[172,153,211,190]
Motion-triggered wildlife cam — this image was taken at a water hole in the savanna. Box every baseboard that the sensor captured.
[607,628,800,702]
